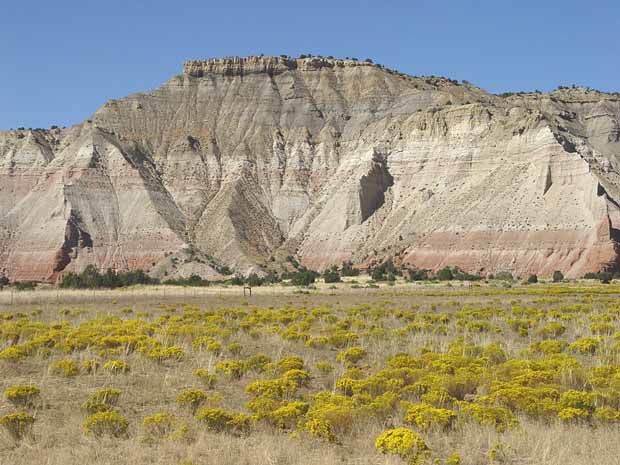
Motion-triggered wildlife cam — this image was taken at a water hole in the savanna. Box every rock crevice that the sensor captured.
[359,151,394,223]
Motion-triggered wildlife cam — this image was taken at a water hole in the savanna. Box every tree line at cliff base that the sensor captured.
[1,261,618,290]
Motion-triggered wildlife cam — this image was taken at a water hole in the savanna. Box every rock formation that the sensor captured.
[1,55,619,281]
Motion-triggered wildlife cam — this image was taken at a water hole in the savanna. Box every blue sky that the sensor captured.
[1,0,618,129]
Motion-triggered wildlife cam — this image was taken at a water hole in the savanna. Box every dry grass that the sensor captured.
[1,281,619,465]
[3,413,618,465]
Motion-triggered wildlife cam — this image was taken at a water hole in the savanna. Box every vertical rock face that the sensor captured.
[359,150,394,224]
[1,56,620,281]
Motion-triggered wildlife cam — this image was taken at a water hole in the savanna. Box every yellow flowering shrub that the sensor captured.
[215,360,246,379]
[244,354,272,373]
[343,367,364,379]
[336,347,367,366]
[282,369,311,387]
[328,330,359,348]
[404,403,456,431]
[570,338,601,355]
[193,368,217,388]
[591,322,615,335]
[245,395,280,420]
[306,336,329,349]
[484,384,559,418]
[81,359,101,373]
[4,385,40,408]
[482,343,507,364]
[303,416,334,441]
[103,360,129,374]
[176,389,210,412]
[147,346,185,363]
[191,336,221,354]
[195,407,251,435]
[303,392,357,441]
[50,359,79,377]
[270,401,309,429]
[0,346,29,361]
[276,356,304,373]
[374,427,430,464]
[459,403,518,432]
[226,413,253,435]
[528,340,567,355]
[0,412,35,440]
[593,406,620,423]
[336,377,357,396]
[227,342,242,355]
[82,388,122,414]
[420,387,456,407]
[142,413,177,441]
[559,390,597,413]
[535,322,566,339]
[83,411,129,437]
[245,378,297,399]
[558,407,590,423]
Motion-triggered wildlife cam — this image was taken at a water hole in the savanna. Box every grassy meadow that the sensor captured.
[1,279,620,465]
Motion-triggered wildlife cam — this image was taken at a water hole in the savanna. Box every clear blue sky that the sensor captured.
[1,0,618,130]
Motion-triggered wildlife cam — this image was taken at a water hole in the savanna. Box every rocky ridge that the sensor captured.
[1,55,619,281]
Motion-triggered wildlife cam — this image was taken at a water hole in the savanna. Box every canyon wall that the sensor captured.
[1,56,619,281]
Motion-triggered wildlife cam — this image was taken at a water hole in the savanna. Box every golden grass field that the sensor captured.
[1,279,620,465]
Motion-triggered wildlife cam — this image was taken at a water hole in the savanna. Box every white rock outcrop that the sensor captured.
[1,56,619,281]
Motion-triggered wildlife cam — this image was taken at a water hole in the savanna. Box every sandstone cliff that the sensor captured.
[1,56,619,281]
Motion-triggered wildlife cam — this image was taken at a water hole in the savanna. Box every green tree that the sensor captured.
[371,267,386,281]
[291,270,317,286]
[495,271,514,281]
[340,261,360,277]
[436,267,454,281]
[407,268,430,281]
[323,268,341,283]
[246,273,264,287]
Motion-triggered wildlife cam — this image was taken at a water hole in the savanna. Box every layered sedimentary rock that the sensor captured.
[1,56,619,281]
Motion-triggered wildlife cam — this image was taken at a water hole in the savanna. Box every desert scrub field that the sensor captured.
[2,282,620,464]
